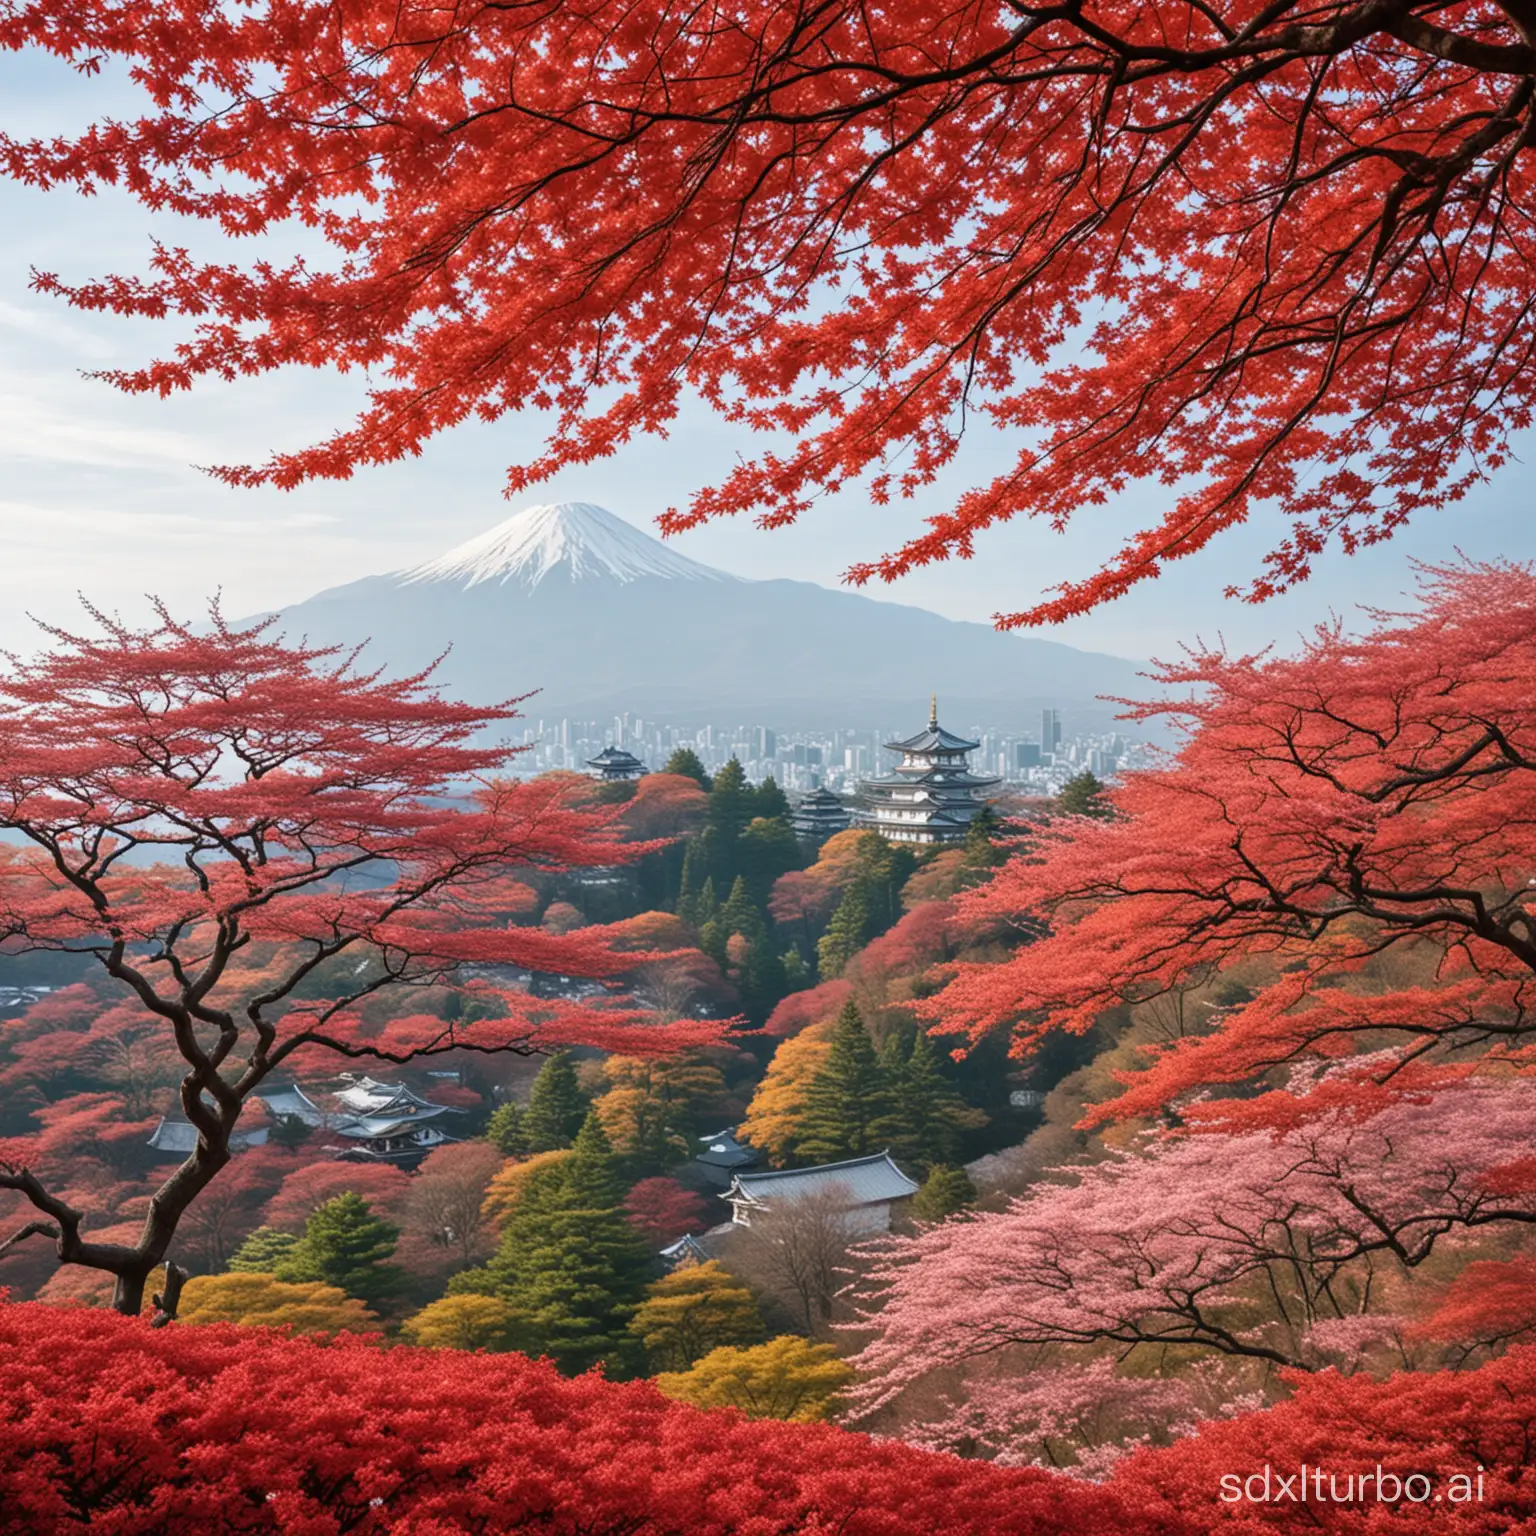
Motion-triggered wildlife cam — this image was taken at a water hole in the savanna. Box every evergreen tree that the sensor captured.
[883,1031,985,1170]
[676,837,708,924]
[755,776,791,821]
[474,1112,652,1375]
[738,815,803,905]
[227,1226,301,1273]
[959,805,1008,886]
[275,1192,405,1309]
[485,1101,530,1157]
[911,1163,977,1221]
[793,1002,894,1164]
[1055,769,1112,819]
[707,757,753,841]
[816,879,871,980]
[524,1051,588,1152]
[717,875,786,1020]
[664,747,711,789]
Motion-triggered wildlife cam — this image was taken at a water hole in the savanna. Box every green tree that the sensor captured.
[793,1002,894,1164]
[816,879,871,980]
[275,1192,405,1309]
[664,747,710,789]
[883,1031,986,1170]
[485,1100,530,1156]
[959,805,1008,886]
[715,874,787,1021]
[738,815,803,906]
[755,776,791,822]
[707,757,754,847]
[469,1113,653,1375]
[911,1163,977,1221]
[226,1226,301,1274]
[676,837,708,924]
[1055,770,1112,819]
[524,1051,588,1151]
[629,1260,765,1371]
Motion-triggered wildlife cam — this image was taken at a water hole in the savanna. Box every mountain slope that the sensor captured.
[267,503,1145,730]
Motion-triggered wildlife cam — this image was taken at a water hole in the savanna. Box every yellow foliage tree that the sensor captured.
[400,1293,526,1352]
[594,1053,730,1163]
[480,1148,574,1229]
[630,1260,764,1371]
[738,1021,835,1163]
[176,1272,377,1334]
[655,1335,853,1422]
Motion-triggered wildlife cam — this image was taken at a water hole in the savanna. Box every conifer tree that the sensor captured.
[816,880,871,980]
[473,1113,652,1375]
[675,837,707,925]
[717,875,787,1020]
[485,1101,530,1157]
[663,747,710,789]
[1054,770,1112,819]
[755,776,791,822]
[958,806,1008,887]
[738,816,803,906]
[911,1164,978,1222]
[275,1192,405,1309]
[793,1003,894,1164]
[524,1052,588,1152]
[885,1032,985,1171]
[629,1260,765,1371]
[226,1226,301,1274]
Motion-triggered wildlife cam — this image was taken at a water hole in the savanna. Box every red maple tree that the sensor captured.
[933,561,1536,1115]
[4,0,1533,620]
[0,604,716,1314]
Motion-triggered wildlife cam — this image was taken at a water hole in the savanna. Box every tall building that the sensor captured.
[858,696,1000,844]
[1040,708,1062,755]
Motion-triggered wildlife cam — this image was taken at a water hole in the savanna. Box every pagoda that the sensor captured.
[586,745,647,781]
[859,696,1000,844]
[789,785,852,847]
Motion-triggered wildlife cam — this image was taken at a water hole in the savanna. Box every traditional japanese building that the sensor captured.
[858,696,1000,844]
[789,785,852,847]
[724,1152,919,1234]
[256,1076,463,1167]
[692,1126,762,1188]
[585,745,647,781]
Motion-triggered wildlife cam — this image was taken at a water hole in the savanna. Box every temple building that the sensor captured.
[256,1076,463,1167]
[858,697,1000,844]
[585,745,647,781]
[724,1152,919,1234]
[789,785,852,847]
[691,1126,762,1188]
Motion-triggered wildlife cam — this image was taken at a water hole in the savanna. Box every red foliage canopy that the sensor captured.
[5,0,1534,619]
[0,605,716,1312]
[931,562,1536,1117]
[3,1299,1535,1533]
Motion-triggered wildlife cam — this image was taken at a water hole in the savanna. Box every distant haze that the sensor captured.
[262,501,1149,735]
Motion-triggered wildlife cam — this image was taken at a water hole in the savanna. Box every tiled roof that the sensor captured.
[729,1152,919,1209]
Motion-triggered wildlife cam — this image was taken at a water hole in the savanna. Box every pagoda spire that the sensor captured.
[929,692,938,728]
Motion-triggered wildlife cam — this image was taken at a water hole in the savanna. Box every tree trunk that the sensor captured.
[111,1267,149,1316]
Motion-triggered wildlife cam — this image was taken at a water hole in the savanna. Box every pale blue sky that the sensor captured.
[0,51,1530,663]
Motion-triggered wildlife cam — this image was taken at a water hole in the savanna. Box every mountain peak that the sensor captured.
[398,501,733,590]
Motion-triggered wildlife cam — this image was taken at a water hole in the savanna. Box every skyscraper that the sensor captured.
[1040,708,1063,755]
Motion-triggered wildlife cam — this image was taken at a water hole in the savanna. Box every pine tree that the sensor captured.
[1055,770,1112,819]
[793,1002,894,1164]
[755,776,791,821]
[227,1226,301,1273]
[663,747,710,789]
[485,1101,530,1156]
[884,1031,984,1171]
[477,1112,653,1375]
[738,815,803,905]
[524,1051,588,1152]
[676,837,707,924]
[959,805,1007,887]
[911,1163,977,1221]
[816,879,871,980]
[274,1192,405,1309]
[717,875,786,1021]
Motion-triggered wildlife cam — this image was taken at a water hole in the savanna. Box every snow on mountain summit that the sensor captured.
[399,501,734,589]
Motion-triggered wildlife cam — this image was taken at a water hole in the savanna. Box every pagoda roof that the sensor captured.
[695,1127,761,1171]
[147,1119,269,1155]
[586,745,646,769]
[728,1151,919,1210]
[886,723,980,754]
[333,1077,460,1118]
[863,767,1001,791]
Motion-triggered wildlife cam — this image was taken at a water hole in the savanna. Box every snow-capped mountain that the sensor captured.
[265,501,1143,729]
[401,501,732,589]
